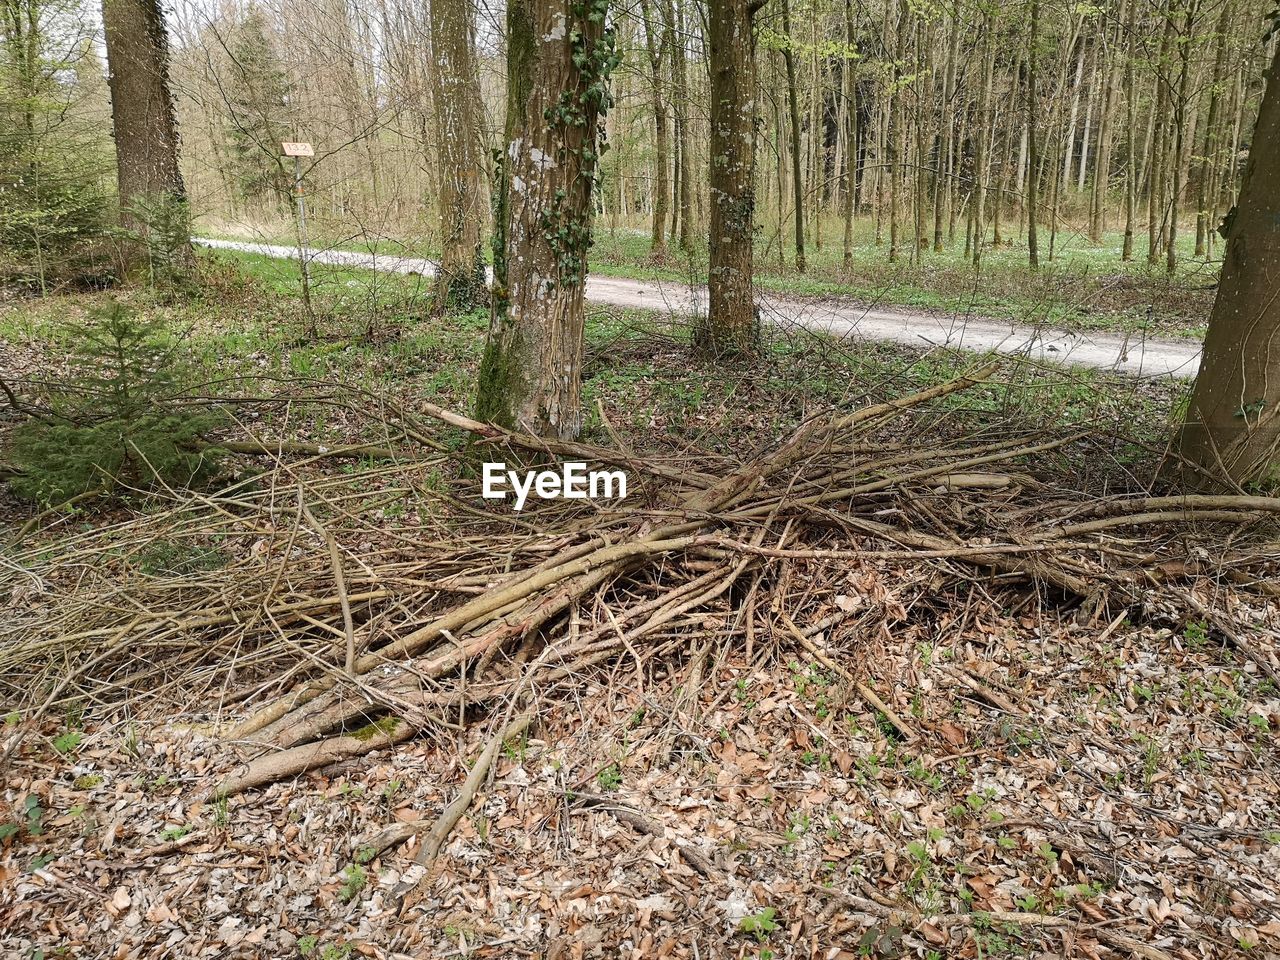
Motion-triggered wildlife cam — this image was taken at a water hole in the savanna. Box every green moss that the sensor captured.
[348,716,400,742]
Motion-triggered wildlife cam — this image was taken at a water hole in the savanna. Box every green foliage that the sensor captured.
[0,3,113,290]
[8,302,223,504]
[224,8,294,207]
[0,795,44,841]
[738,907,780,941]
[338,863,367,902]
[125,191,193,289]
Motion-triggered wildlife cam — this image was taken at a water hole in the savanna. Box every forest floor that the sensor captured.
[0,261,1277,960]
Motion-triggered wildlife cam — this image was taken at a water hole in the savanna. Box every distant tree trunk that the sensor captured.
[1148,2,1173,264]
[841,0,857,267]
[428,0,487,313]
[1165,0,1199,275]
[1089,0,1122,243]
[640,0,670,256]
[971,4,994,267]
[667,0,693,252]
[102,0,190,273]
[699,0,759,356]
[1177,47,1280,485]
[1195,0,1232,258]
[780,0,805,271]
[1121,0,1137,260]
[475,0,614,439]
[933,4,959,253]
[1060,39,1085,193]
[1026,0,1040,269]
[887,0,908,262]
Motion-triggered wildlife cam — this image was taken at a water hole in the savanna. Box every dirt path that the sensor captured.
[195,237,1203,379]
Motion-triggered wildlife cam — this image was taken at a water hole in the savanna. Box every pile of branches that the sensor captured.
[4,362,1279,799]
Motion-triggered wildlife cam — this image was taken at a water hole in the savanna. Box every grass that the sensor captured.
[0,245,1191,514]
[198,210,1217,340]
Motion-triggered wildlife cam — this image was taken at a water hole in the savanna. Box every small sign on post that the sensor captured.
[282,142,316,334]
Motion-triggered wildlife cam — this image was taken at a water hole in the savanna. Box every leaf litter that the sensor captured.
[1,360,1278,959]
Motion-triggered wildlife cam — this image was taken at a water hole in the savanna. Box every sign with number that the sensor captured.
[281,142,314,157]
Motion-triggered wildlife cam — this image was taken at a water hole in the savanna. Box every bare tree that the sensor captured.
[429,0,488,312]
[1178,46,1280,485]
[698,0,762,356]
[475,0,616,438]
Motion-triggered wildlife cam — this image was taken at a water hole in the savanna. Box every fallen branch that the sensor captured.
[391,712,534,905]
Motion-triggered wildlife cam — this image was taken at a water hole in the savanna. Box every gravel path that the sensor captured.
[195,237,1203,379]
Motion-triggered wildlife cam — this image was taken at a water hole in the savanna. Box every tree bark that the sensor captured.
[699,0,759,356]
[1178,47,1280,486]
[841,0,858,266]
[934,1,959,252]
[1026,0,1040,269]
[101,0,190,272]
[475,0,615,439]
[666,0,694,253]
[428,0,488,313]
[640,0,670,256]
[1165,0,1199,275]
[887,0,908,263]
[1195,0,1232,258]
[1121,0,1137,260]
[780,0,805,271]
[971,4,994,267]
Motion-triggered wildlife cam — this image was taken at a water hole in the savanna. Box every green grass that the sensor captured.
[200,212,1216,341]
[2,246,1189,502]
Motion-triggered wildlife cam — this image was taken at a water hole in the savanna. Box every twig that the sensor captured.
[778,612,917,742]
[391,712,534,905]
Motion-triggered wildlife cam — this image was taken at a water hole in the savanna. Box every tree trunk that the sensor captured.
[1089,0,1123,243]
[1178,48,1280,486]
[699,0,758,356]
[1165,0,1199,275]
[102,0,190,274]
[780,0,805,271]
[887,0,908,263]
[1121,0,1137,260]
[475,0,615,439]
[933,1,958,253]
[1148,2,1173,264]
[429,0,488,313]
[841,0,857,267]
[1195,0,1232,258]
[640,0,670,256]
[667,0,694,252]
[1026,0,1040,269]
[971,4,994,267]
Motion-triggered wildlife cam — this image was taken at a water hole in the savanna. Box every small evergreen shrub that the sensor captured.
[8,302,223,505]
[124,191,194,290]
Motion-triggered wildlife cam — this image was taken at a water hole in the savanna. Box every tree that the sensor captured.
[1,0,111,288]
[1177,46,1280,486]
[699,0,762,356]
[779,0,805,272]
[474,0,617,439]
[1026,0,1040,269]
[639,0,670,256]
[223,7,293,208]
[101,0,190,273]
[429,0,488,313]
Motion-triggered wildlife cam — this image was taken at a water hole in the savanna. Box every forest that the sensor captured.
[1,0,1279,956]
